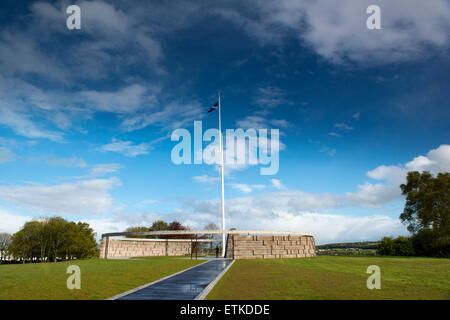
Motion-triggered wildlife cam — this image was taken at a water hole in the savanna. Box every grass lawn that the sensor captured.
[0,257,203,300]
[207,256,450,300]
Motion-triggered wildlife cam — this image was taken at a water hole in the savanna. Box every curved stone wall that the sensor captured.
[99,233,316,259]
[99,238,191,258]
[226,235,316,259]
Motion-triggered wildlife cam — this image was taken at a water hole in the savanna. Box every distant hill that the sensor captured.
[316,241,380,250]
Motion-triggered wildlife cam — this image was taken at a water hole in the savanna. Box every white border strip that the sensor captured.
[195,259,235,300]
[106,260,211,300]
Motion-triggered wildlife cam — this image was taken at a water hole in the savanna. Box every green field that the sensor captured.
[1,256,449,300]
[0,257,202,300]
[207,256,450,300]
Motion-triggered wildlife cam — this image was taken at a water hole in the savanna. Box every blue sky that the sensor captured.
[0,0,449,243]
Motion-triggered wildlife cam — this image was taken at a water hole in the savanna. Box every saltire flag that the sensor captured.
[208,101,218,113]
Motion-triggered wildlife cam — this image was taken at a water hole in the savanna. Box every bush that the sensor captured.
[378,237,395,255]
[377,236,415,256]
[9,217,97,262]
[412,230,450,258]
[393,236,415,256]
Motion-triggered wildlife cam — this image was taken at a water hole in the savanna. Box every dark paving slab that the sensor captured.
[118,259,233,300]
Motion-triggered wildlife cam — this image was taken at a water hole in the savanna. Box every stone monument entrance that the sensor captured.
[100,230,316,259]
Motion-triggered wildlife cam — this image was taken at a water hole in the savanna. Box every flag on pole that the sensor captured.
[208,101,218,113]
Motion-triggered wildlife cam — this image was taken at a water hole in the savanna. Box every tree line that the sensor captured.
[125,220,220,239]
[378,171,449,257]
[126,221,221,253]
[2,217,98,263]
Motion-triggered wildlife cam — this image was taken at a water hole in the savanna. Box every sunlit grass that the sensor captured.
[207,256,450,300]
[0,257,202,300]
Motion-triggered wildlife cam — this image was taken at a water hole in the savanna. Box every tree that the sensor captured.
[377,237,395,255]
[168,221,191,239]
[9,217,98,263]
[204,223,219,231]
[125,226,151,238]
[393,236,415,256]
[65,222,97,259]
[9,225,37,262]
[149,220,169,238]
[0,233,12,262]
[400,171,450,257]
[204,223,220,251]
[47,217,68,262]
[377,236,415,256]
[34,218,50,261]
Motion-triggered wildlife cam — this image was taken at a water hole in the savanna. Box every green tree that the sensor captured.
[150,220,169,239]
[400,171,450,257]
[0,233,12,262]
[65,222,98,259]
[125,226,151,238]
[377,236,395,255]
[393,236,415,256]
[47,217,68,262]
[9,217,98,262]
[9,224,38,263]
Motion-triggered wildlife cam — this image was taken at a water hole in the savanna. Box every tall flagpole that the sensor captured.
[218,90,226,257]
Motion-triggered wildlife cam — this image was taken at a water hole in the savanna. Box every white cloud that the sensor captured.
[229,183,253,193]
[185,193,406,243]
[84,217,130,238]
[192,174,220,184]
[0,178,121,215]
[0,103,64,142]
[80,84,158,114]
[218,0,450,65]
[367,165,407,184]
[0,30,68,81]
[0,209,32,234]
[328,132,341,138]
[346,183,401,208]
[252,184,266,190]
[236,115,290,130]
[0,76,66,141]
[231,211,406,244]
[120,99,204,132]
[46,156,87,168]
[348,144,450,207]
[88,163,121,177]
[36,202,406,243]
[229,183,267,193]
[271,178,287,190]
[28,0,165,78]
[202,130,285,175]
[405,144,450,173]
[334,123,353,131]
[254,86,287,108]
[100,139,152,157]
[20,144,445,243]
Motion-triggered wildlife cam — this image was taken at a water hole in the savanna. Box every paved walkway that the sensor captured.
[117,259,233,300]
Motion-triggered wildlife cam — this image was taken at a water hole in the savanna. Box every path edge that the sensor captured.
[195,259,235,300]
[106,259,211,300]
